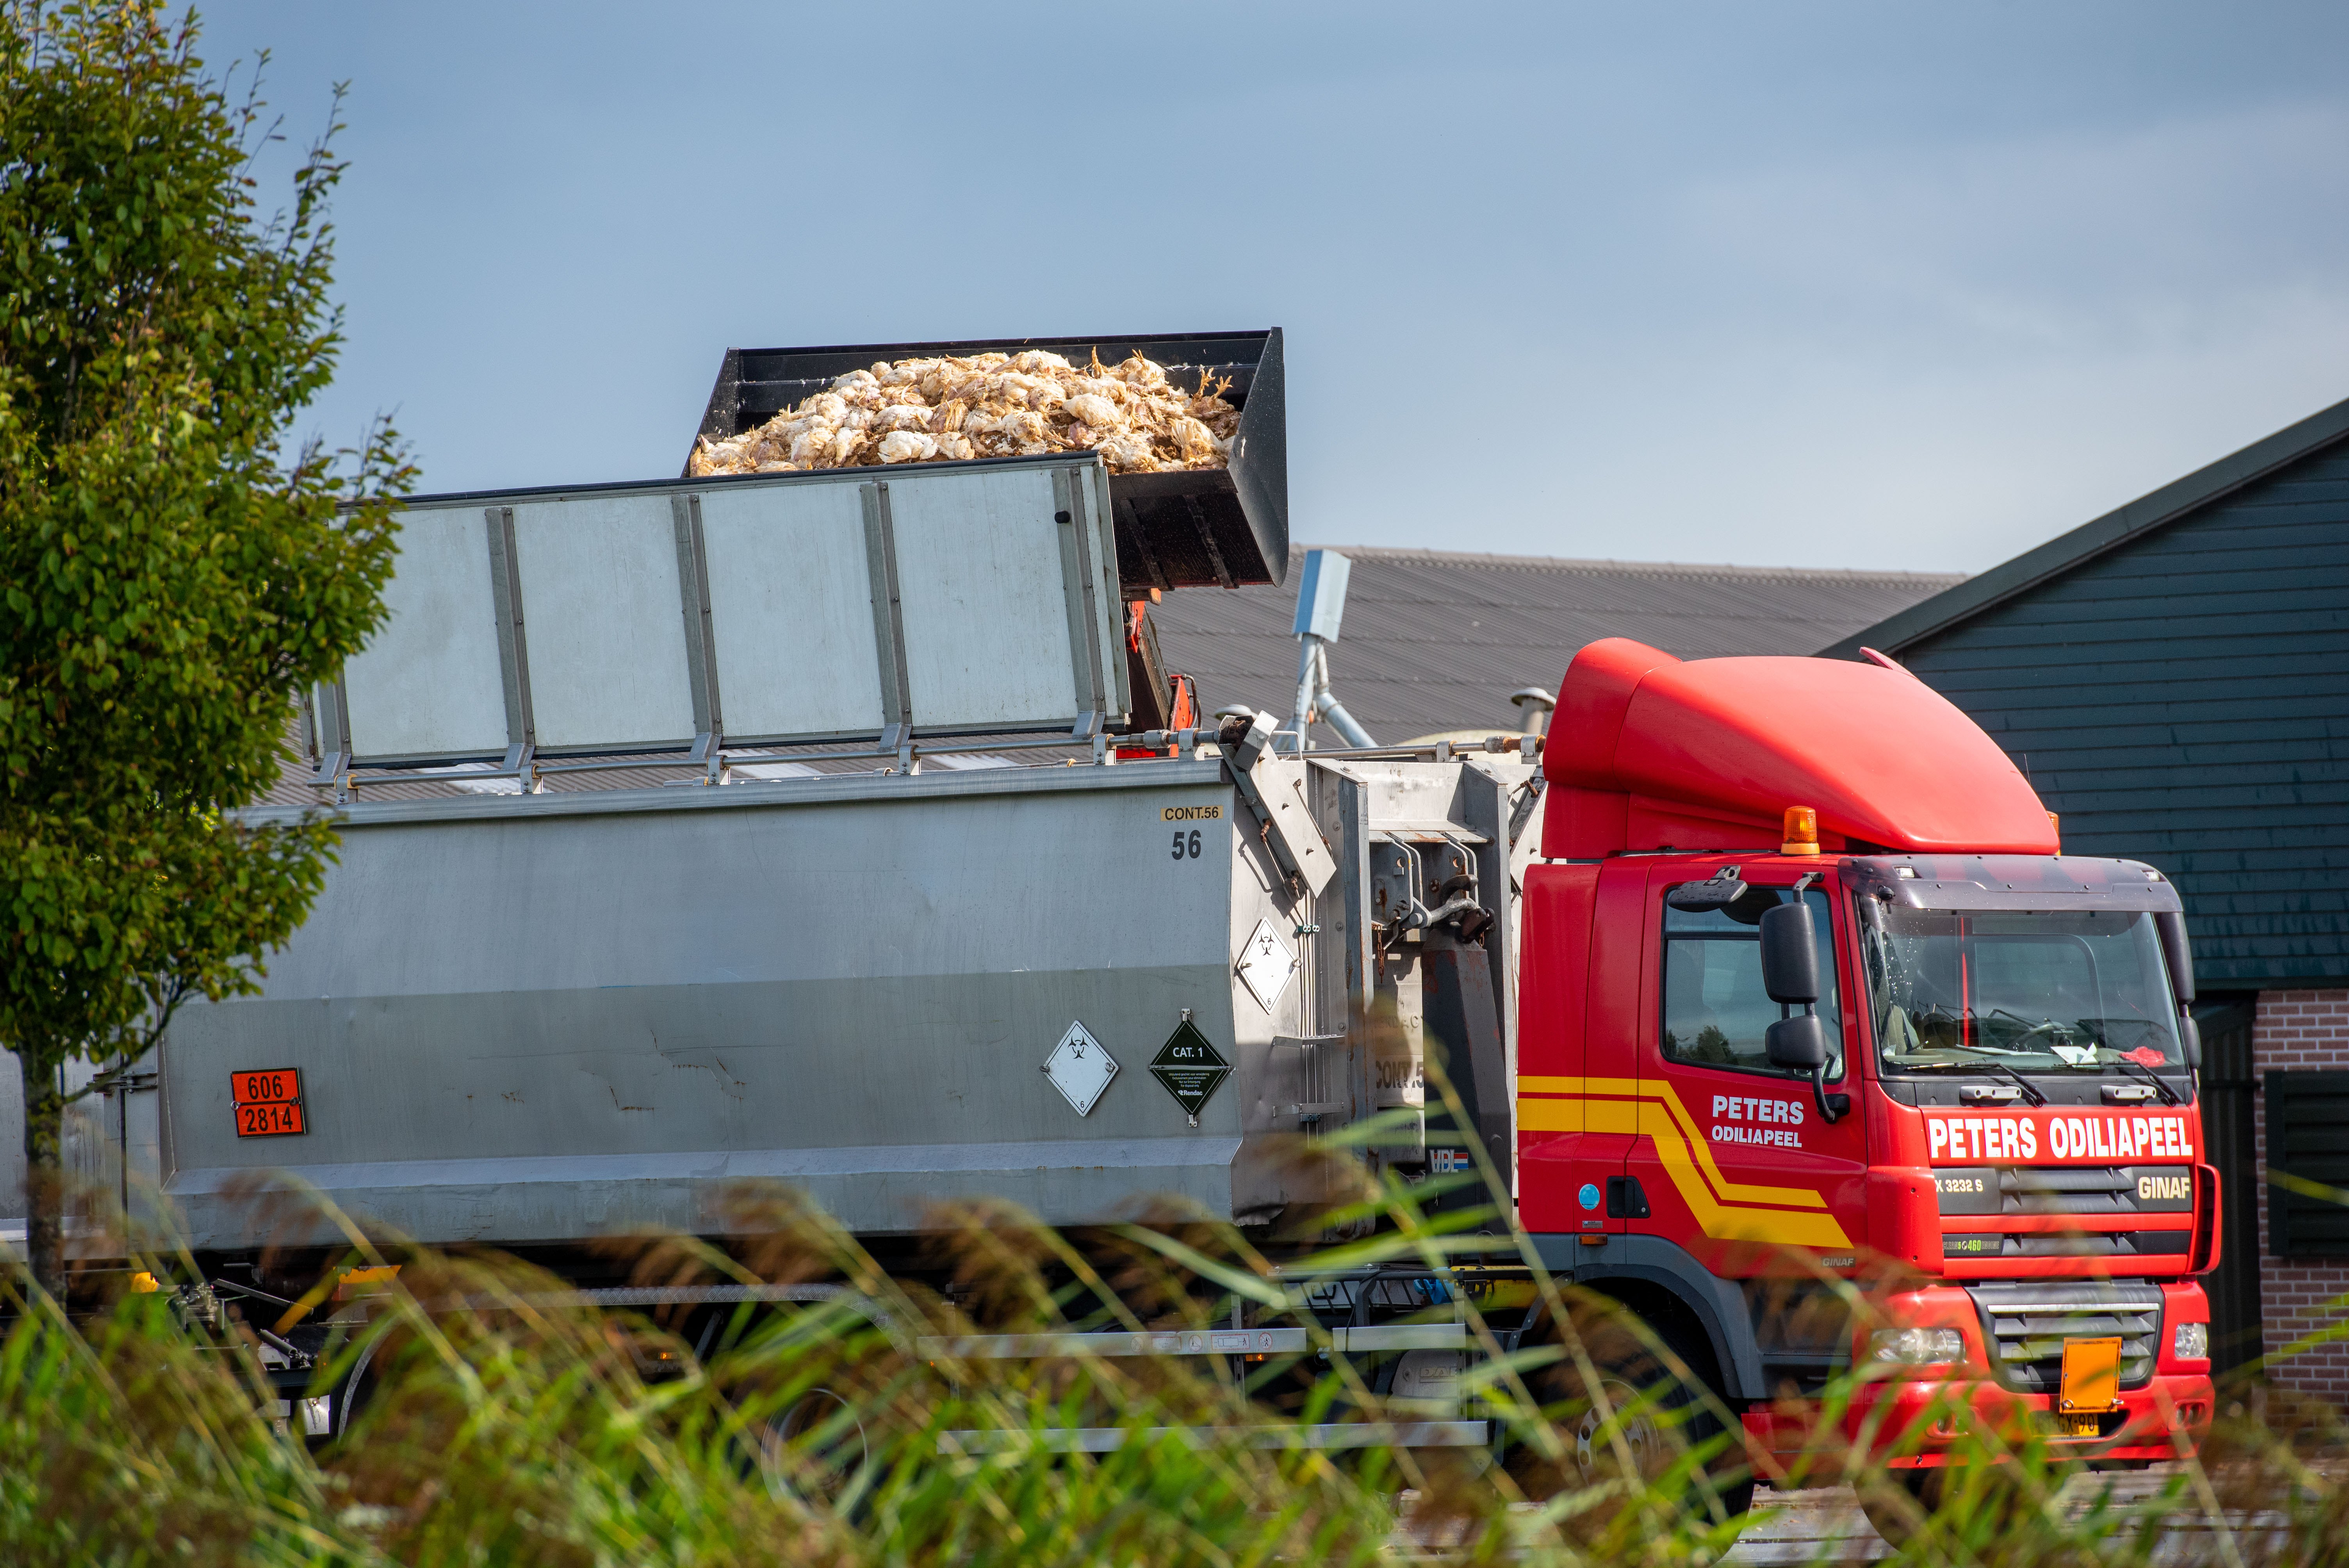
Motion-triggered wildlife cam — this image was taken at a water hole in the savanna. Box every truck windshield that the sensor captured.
[1859,905,2183,1074]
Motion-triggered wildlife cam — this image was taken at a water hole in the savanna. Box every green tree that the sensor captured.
[0,2,406,1299]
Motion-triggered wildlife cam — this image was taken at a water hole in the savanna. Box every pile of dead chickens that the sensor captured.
[687,349,1239,477]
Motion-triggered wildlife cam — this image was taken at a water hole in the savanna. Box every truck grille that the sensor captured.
[1967,1282,2163,1395]
[1937,1166,2196,1258]
[2001,1166,2191,1215]
[1938,1165,2195,1217]
[1942,1231,2190,1258]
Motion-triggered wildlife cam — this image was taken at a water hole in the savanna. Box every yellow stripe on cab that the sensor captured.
[1517,1075,1853,1250]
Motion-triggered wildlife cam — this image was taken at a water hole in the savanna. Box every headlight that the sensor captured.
[2173,1322,2209,1361]
[1869,1327,1965,1365]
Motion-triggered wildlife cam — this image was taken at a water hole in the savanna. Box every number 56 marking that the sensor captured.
[1171,829,1203,860]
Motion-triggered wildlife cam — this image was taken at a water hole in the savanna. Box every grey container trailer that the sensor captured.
[17,747,1535,1259]
[180,758,1305,1250]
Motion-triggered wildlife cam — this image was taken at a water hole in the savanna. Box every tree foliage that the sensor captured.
[0,1,408,1295]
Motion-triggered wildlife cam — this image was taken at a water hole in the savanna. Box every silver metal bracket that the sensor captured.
[688,731,723,785]
[1225,711,1336,896]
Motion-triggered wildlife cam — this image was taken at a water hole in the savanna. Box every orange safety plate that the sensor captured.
[234,1099,306,1138]
[234,1098,307,1138]
[230,1067,305,1138]
[230,1068,302,1108]
[2058,1336,2123,1414]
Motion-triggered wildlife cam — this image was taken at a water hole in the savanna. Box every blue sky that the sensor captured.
[205,2,2349,573]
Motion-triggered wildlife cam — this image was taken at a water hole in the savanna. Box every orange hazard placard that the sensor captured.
[2058,1336,2123,1414]
[230,1068,306,1138]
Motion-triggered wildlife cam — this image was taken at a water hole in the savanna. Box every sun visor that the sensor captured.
[1543,639,2057,857]
[1843,855,2183,914]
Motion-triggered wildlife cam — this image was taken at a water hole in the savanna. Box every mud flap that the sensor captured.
[1421,936,1513,1204]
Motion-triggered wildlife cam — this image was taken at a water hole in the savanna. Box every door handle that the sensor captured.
[1605,1176,1650,1219]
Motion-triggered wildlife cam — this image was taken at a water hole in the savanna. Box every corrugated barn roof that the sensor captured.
[1149,547,1966,742]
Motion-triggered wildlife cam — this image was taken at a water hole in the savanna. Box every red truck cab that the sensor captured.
[1515,639,2216,1478]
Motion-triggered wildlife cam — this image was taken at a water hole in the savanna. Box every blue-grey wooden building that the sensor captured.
[1828,394,2349,1386]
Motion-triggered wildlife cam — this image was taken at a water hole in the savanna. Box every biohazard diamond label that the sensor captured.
[1043,1021,1118,1116]
[1235,918,1296,1014]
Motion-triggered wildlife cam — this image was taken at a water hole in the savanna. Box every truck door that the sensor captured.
[1626,870,1871,1276]
[1516,857,1644,1238]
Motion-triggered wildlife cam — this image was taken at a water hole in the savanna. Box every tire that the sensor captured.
[329,1329,390,1444]
[1856,1466,1939,1547]
[757,1386,872,1507]
[1504,1302,1754,1525]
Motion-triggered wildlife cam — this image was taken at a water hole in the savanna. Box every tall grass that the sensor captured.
[3,1111,2344,1567]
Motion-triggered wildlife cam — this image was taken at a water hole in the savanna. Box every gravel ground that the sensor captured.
[1731,1467,2290,1565]
[1397,1464,2300,1563]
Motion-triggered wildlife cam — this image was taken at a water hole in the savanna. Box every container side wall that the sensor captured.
[160,767,1283,1247]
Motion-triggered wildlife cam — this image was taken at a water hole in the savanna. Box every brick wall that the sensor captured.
[2252,989,2349,1401]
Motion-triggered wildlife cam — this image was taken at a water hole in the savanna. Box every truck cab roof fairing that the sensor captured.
[1541,638,2059,859]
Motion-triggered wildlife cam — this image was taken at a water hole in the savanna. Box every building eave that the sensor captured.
[1819,391,2349,660]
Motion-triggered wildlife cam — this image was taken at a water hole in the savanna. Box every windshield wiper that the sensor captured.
[1977,1058,2047,1106]
[2110,1055,2183,1106]
[1883,1048,2047,1104]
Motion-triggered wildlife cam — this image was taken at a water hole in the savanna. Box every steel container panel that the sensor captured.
[886,464,1087,729]
[695,479,884,739]
[508,493,700,750]
[153,761,1323,1249]
[339,508,511,761]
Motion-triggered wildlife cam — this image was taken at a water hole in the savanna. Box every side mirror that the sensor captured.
[1766,1012,1829,1072]
[2155,911,2195,1006]
[1758,902,1820,1004]
[2177,1011,2203,1072]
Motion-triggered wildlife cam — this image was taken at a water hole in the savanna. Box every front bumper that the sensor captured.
[1844,1370,2215,1465]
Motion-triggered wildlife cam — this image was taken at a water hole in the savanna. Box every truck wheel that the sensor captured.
[1857,1468,1937,1546]
[329,1333,390,1443]
[1504,1310,1754,1524]
[758,1387,871,1507]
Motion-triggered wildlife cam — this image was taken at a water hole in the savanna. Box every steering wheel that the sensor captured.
[1987,1008,2064,1040]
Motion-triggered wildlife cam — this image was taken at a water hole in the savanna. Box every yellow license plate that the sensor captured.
[2057,1413,2102,1437]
